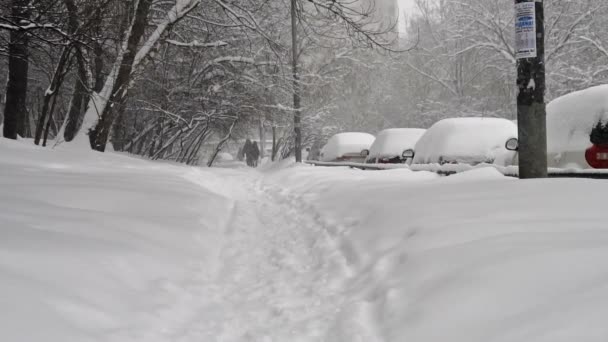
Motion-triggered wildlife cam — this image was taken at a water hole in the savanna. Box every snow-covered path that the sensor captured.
[111,169,363,342]
[203,172,350,341]
[1,139,387,342]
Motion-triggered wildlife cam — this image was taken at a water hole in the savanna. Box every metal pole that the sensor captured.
[272,125,277,161]
[515,0,547,178]
[291,0,302,162]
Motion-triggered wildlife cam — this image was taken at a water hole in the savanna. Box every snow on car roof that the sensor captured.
[547,84,608,154]
[413,117,517,164]
[368,128,426,159]
[320,132,375,161]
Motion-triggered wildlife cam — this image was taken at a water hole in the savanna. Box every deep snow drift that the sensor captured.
[268,165,608,342]
[2,138,608,342]
[0,139,235,341]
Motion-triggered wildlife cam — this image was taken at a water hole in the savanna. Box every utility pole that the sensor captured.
[515,0,547,178]
[290,0,302,162]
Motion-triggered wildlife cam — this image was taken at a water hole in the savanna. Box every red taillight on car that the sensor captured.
[585,145,608,168]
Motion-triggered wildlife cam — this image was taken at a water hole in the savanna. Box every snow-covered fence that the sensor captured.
[304,161,608,179]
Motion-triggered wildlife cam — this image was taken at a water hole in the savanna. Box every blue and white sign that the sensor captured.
[515,2,537,59]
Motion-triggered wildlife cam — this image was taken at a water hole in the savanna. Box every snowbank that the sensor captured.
[367,128,426,160]
[320,132,375,162]
[547,85,608,154]
[5,135,608,342]
[0,138,234,341]
[413,117,517,165]
[268,164,608,342]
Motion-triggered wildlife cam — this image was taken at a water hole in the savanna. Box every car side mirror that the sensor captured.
[402,149,415,159]
[505,138,519,151]
[361,149,370,157]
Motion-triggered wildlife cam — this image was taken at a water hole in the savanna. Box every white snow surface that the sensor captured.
[216,152,234,161]
[269,164,608,342]
[547,84,608,155]
[367,128,425,160]
[320,132,375,161]
[413,117,518,165]
[2,138,608,342]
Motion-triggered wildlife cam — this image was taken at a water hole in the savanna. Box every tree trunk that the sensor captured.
[2,0,30,139]
[259,115,266,159]
[290,0,302,162]
[42,87,61,146]
[61,0,92,142]
[272,126,277,161]
[63,49,90,142]
[93,40,105,92]
[89,0,153,152]
[34,47,71,145]
[110,104,128,151]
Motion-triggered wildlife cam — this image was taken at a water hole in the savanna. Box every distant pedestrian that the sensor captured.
[251,141,260,167]
[244,139,254,167]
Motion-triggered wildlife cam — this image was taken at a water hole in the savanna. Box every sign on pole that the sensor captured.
[515,0,547,179]
[515,2,537,59]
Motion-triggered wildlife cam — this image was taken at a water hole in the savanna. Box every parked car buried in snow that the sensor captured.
[319,132,375,163]
[546,85,608,169]
[364,128,426,164]
[411,117,519,167]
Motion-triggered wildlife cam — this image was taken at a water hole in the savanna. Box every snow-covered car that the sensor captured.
[411,117,518,166]
[319,132,375,163]
[547,85,608,169]
[364,128,426,164]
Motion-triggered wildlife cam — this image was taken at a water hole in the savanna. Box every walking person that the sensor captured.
[244,139,253,167]
[251,141,260,167]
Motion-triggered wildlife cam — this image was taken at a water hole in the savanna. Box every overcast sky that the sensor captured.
[398,0,417,12]
[397,0,418,33]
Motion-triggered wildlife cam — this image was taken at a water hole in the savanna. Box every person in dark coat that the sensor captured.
[251,141,260,167]
[244,139,253,167]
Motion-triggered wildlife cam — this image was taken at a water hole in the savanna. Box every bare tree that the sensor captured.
[2,0,30,139]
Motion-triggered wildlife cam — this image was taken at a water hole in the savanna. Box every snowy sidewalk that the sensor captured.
[3,139,608,342]
[125,169,358,341]
[0,139,366,342]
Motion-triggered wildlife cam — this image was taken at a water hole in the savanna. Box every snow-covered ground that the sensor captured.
[2,138,608,341]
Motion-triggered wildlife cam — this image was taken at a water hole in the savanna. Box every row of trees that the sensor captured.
[0,0,398,164]
[236,0,608,155]
[339,0,608,132]
[4,0,607,164]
